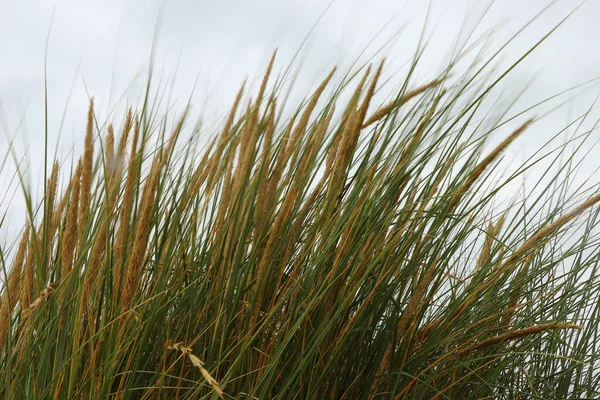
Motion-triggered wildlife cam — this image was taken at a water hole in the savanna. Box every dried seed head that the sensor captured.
[450,119,534,212]
[457,322,581,356]
[166,341,225,399]
[0,224,30,349]
[61,160,82,276]
[114,116,141,285]
[106,124,116,176]
[22,282,58,316]
[78,98,95,241]
[363,77,445,128]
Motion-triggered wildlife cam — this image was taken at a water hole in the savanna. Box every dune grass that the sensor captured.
[2,16,600,400]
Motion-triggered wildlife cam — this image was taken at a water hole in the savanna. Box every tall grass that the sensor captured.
[2,20,600,399]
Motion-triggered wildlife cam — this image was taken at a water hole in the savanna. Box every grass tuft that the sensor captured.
[2,24,600,399]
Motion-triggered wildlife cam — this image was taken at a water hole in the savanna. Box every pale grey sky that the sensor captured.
[0,0,598,238]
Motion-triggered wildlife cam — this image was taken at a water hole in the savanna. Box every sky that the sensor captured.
[0,0,599,239]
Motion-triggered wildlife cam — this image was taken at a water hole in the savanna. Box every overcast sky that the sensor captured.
[0,0,599,238]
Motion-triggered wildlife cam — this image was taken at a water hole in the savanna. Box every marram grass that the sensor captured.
[2,37,600,400]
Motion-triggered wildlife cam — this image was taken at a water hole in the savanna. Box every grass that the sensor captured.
[2,14,600,399]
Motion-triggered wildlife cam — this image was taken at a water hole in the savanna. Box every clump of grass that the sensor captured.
[2,20,600,400]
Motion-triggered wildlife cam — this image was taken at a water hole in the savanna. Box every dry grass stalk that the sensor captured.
[417,214,507,340]
[277,110,296,159]
[362,77,444,128]
[287,67,336,169]
[116,109,133,162]
[201,77,247,197]
[325,110,360,211]
[324,65,371,175]
[381,181,419,259]
[324,64,383,219]
[501,191,600,269]
[449,119,534,212]
[209,125,242,251]
[114,117,141,287]
[20,226,38,310]
[191,136,218,193]
[22,282,58,316]
[428,143,466,205]
[78,99,95,242]
[121,118,182,308]
[0,224,30,349]
[105,125,116,181]
[456,322,582,356]
[231,48,276,189]
[256,50,277,106]
[356,59,385,128]
[83,129,120,302]
[166,341,225,399]
[376,258,440,381]
[329,62,384,199]
[121,161,160,308]
[61,160,82,277]
[340,65,372,125]
[106,125,115,166]
[162,115,183,164]
[261,113,297,214]
[396,89,445,172]
[43,161,61,270]
[45,161,60,227]
[476,213,506,270]
[252,182,300,323]
[499,253,535,330]
[232,98,254,184]
[427,189,598,338]
[210,159,234,250]
[297,103,335,180]
[51,182,70,241]
[397,258,440,333]
[254,100,277,238]
[223,80,247,139]
[201,80,247,197]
